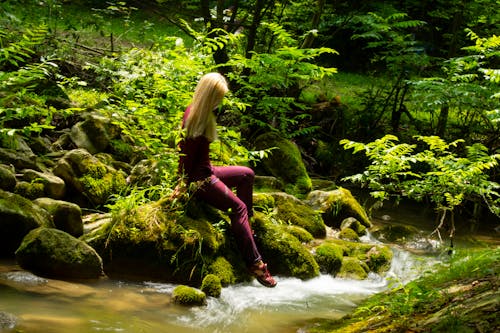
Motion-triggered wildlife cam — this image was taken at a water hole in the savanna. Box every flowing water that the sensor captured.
[2,199,497,333]
[0,237,437,333]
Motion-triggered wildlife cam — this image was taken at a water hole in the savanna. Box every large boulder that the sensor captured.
[52,148,127,206]
[15,227,104,279]
[0,190,54,257]
[252,212,320,279]
[81,200,227,283]
[255,192,326,238]
[254,132,312,196]
[306,188,371,229]
[34,198,83,237]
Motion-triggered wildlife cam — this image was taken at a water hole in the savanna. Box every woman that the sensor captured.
[178,72,277,288]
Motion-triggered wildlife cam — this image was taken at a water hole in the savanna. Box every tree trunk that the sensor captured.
[301,0,325,49]
[437,104,449,137]
[245,0,266,58]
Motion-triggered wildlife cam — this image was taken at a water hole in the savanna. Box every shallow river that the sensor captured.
[2,199,497,333]
[0,236,436,333]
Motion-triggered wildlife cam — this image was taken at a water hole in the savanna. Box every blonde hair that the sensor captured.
[185,72,228,142]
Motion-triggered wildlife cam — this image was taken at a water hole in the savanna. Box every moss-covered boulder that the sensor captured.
[273,192,326,238]
[201,274,222,298]
[336,240,393,275]
[314,243,343,275]
[339,227,360,241]
[306,188,371,229]
[341,217,367,237]
[338,257,369,280]
[172,285,206,306]
[255,192,325,238]
[371,223,421,244]
[285,225,314,243]
[20,169,66,199]
[15,227,103,279]
[33,198,83,237]
[14,181,45,199]
[206,256,238,286]
[252,212,319,279]
[53,148,127,206]
[81,200,226,283]
[254,132,312,196]
[0,164,16,191]
[0,190,54,257]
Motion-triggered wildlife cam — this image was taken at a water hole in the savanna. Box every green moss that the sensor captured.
[338,257,368,280]
[316,188,371,229]
[253,192,275,212]
[172,285,206,306]
[274,194,326,238]
[254,132,312,195]
[314,243,343,275]
[339,227,360,241]
[341,217,367,237]
[285,225,314,243]
[14,181,45,199]
[207,257,237,286]
[79,168,127,205]
[201,274,222,298]
[366,245,393,273]
[252,212,319,279]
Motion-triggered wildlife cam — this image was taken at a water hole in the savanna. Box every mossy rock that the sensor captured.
[371,223,421,244]
[254,132,312,196]
[252,192,276,212]
[322,239,393,275]
[172,285,206,306]
[252,212,319,279]
[273,192,326,238]
[201,274,222,298]
[341,217,367,237]
[0,189,54,257]
[337,257,368,280]
[14,181,45,199]
[306,188,371,229]
[206,257,237,286]
[81,200,225,282]
[314,243,343,275]
[285,225,314,243]
[365,245,393,273]
[339,227,360,241]
[53,148,127,207]
[15,227,103,279]
[0,164,16,191]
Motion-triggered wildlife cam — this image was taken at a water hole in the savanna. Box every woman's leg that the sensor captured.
[195,175,261,266]
[212,166,254,217]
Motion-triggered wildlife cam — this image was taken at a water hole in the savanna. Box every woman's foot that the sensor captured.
[250,261,277,288]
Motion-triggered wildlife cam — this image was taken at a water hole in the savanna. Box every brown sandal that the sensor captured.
[250,261,277,288]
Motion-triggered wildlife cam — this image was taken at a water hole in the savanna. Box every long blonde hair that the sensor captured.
[184,72,228,142]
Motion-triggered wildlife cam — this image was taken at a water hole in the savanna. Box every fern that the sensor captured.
[0,24,48,68]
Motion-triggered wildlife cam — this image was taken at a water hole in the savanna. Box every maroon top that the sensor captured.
[178,106,213,183]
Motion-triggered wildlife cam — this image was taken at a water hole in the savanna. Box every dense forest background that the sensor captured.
[1,0,499,229]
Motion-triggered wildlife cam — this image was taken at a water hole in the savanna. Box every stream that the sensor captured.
[0,236,437,333]
[1,201,497,333]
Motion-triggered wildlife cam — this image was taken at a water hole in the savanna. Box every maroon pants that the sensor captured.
[195,166,262,266]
